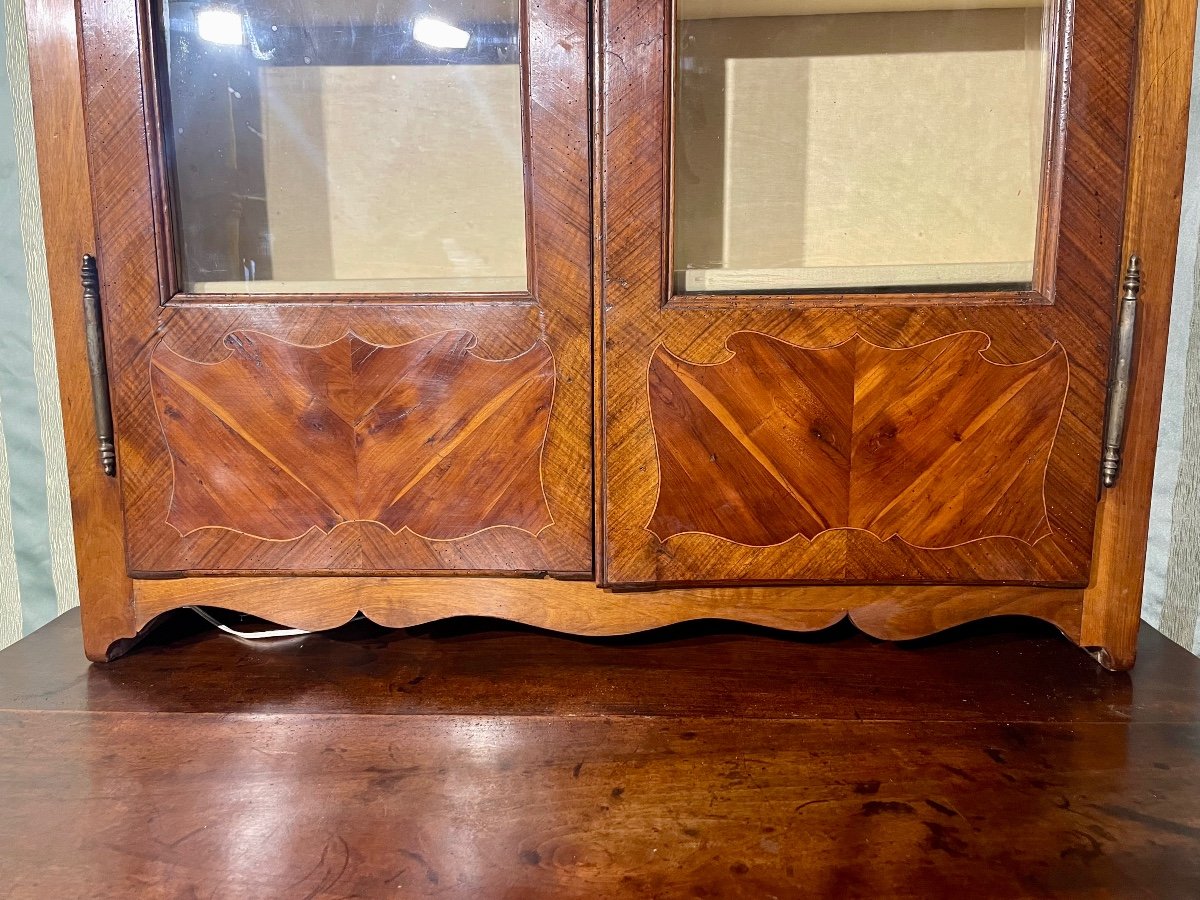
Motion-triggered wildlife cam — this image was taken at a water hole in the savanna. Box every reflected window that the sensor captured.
[159,1,528,295]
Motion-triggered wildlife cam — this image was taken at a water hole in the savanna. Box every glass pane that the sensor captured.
[159,1,528,295]
[673,0,1053,295]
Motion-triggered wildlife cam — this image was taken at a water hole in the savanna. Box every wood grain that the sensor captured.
[150,331,554,544]
[648,331,1068,554]
[4,711,1199,898]
[23,0,135,662]
[1079,0,1200,670]
[15,606,1199,721]
[648,333,856,544]
[31,0,1191,663]
[1,612,1198,897]
[130,576,1084,644]
[77,0,592,578]
[598,0,1137,597]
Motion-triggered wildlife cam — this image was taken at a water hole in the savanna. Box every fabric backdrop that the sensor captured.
[0,0,78,650]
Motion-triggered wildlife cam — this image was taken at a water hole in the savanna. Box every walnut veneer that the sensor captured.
[21,0,1197,666]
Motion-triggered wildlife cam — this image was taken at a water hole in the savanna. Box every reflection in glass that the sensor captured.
[160,1,528,295]
[673,0,1053,295]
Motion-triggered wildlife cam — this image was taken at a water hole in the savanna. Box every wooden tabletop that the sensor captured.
[0,609,1197,897]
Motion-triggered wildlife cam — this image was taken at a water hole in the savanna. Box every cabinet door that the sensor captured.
[599,0,1136,587]
[79,0,591,576]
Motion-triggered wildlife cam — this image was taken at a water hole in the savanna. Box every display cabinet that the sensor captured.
[22,0,1194,667]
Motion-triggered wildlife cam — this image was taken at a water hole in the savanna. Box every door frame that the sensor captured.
[76,0,595,579]
[24,0,1198,667]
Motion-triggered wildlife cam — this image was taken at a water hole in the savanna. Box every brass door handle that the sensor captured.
[81,254,116,477]
[1101,255,1142,489]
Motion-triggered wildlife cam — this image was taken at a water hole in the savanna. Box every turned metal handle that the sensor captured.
[1101,255,1142,489]
[81,254,116,477]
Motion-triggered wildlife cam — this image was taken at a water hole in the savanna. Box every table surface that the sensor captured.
[0,608,1197,897]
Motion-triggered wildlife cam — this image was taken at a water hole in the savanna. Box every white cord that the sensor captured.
[189,606,311,640]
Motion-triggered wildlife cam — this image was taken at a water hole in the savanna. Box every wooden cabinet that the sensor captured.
[24,0,1193,667]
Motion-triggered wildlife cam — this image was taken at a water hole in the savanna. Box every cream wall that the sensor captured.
[675,8,1048,290]
[257,63,528,293]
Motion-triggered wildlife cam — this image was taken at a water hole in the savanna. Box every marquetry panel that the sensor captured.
[152,331,554,542]
[38,0,1181,661]
[648,332,1068,548]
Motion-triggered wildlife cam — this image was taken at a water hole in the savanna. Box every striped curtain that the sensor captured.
[0,0,78,650]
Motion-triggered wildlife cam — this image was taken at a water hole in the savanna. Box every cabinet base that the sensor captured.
[82,576,1095,664]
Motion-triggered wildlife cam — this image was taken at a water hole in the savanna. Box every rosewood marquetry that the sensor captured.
[648,332,1069,556]
[151,330,555,546]
[80,0,592,582]
[598,0,1136,599]
[22,0,1196,666]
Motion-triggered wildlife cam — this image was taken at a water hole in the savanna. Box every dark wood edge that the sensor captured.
[1080,0,1198,672]
[1033,0,1070,300]
[660,0,676,311]
[129,569,592,579]
[592,0,607,583]
[136,0,175,305]
[517,0,539,299]
[664,289,1051,311]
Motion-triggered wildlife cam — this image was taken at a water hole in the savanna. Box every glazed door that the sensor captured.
[599,0,1137,587]
[79,0,591,576]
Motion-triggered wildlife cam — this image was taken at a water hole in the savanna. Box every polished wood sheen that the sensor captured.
[77,0,592,578]
[24,0,1195,664]
[0,611,1198,895]
[648,332,1068,554]
[151,331,554,543]
[129,576,1085,644]
[1079,0,1200,670]
[23,0,136,662]
[598,0,1137,591]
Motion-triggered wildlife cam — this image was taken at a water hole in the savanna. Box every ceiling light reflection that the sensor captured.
[413,17,471,50]
[196,8,245,46]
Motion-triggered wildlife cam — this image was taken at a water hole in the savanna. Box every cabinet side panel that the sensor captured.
[1081,0,1199,670]
[24,0,135,660]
